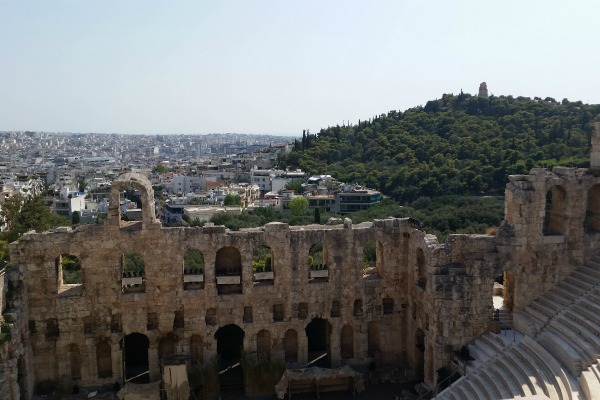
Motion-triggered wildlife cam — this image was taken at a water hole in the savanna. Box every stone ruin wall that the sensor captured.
[4,145,600,398]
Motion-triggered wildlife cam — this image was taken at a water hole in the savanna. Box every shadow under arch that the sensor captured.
[122,332,150,383]
[305,317,332,367]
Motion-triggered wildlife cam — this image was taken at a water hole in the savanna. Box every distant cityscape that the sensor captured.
[0,131,382,229]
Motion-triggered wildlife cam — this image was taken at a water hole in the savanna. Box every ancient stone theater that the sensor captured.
[3,124,600,399]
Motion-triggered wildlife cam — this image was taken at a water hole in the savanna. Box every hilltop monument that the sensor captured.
[478,82,489,98]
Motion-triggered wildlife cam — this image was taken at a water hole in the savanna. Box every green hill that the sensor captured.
[280,93,600,203]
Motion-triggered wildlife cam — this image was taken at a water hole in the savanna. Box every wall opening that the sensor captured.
[147,312,158,330]
[544,185,566,235]
[183,248,204,290]
[58,253,82,287]
[110,314,121,333]
[215,324,245,390]
[205,308,217,326]
[252,245,274,285]
[96,339,112,379]
[256,329,271,361]
[243,306,253,323]
[215,247,242,294]
[383,298,394,315]
[330,301,340,318]
[173,309,185,330]
[190,335,203,365]
[340,324,354,359]
[305,318,331,367]
[123,333,150,383]
[585,184,600,233]
[122,251,145,293]
[298,302,308,319]
[215,324,245,368]
[353,299,363,317]
[362,240,376,271]
[284,329,298,363]
[308,243,328,282]
[17,356,27,400]
[492,272,515,328]
[46,318,59,340]
[368,322,381,358]
[273,304,284,322]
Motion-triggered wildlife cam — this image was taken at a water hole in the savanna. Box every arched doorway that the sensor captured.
[215,325,245,391]
[305,318,331,367]
[123,333,150,383]
[284,329,298,363]
[340,324,354,359]
[492,271,515,329]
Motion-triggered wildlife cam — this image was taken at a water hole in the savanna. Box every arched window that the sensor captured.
[585,184,600,233]
[257,330,271,361]
[308,243,328,282]
[253,246,274,285]
[362,240,376,270]
[122,251,145,293]
[340,325,354,359]
[353,299,363,317]
[284,329,298,363]
[97,339,112,379]
[58,254,82,286]
[183,249,204,290]
[544,185,566,235]
[215,247,242,294]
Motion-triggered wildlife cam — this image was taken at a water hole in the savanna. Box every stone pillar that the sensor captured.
[148,342,160,382]
[591,122,600,169]
[298,333,308,364]
[329,323,341,367]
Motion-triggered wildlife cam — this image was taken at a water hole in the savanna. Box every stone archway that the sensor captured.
[122,333,150,383]
[215,324,245,367]
[284,329,298,363]
[215,324,245,391]
[108,173,157,228]
[305,318,331,367]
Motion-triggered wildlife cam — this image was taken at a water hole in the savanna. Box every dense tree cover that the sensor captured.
[0,195,70,244]
[193,196,502,241]
[184,249,205,273]
[223,194,241,206]
[288,197,309,216]
[152,164,168,174]
[280,94,600,202]
[61,254,82,284]
[123,251,145,276]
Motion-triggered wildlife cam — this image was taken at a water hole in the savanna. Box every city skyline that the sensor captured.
[1,0,599,136]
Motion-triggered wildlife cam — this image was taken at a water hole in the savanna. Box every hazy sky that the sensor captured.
[1,1,599,136]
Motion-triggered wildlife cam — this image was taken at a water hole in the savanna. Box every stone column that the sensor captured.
[148,342,160,382]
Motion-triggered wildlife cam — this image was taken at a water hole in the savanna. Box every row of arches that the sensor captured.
[63,320,384,383]
[55,240,381,289]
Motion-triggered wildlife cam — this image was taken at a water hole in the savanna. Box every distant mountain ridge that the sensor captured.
[281,93,600,202]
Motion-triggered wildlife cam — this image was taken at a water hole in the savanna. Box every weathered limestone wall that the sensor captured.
[5,159,600,397]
